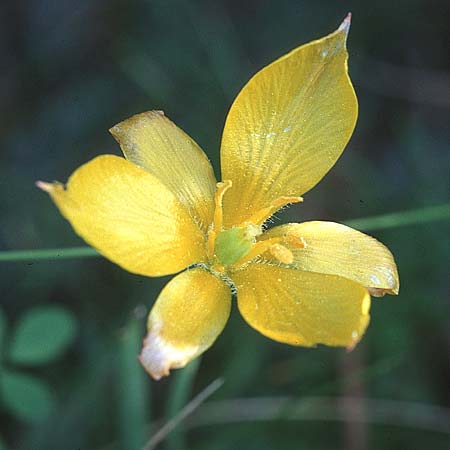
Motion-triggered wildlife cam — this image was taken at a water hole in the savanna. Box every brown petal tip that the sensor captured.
[35,180,53,192]
[138,326,199,380]
[338,12,352,37]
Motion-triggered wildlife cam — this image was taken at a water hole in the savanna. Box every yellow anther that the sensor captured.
[230,237,282,268]
[269,244,294,264]
[247,196,303,225]
[284,234,307,249]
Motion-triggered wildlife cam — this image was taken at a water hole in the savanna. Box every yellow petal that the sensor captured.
[139,268,231,379]
[233,263,370,347]
[263,221,399,296]
[110,111,217,232]
[40,155,207,276]
[221,15,357,227]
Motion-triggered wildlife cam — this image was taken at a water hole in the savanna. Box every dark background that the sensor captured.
[0,0,449,449]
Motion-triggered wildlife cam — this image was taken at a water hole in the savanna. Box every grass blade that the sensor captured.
[0,247,98,262]
[189,396,450,434]
[165,358,201,450]
[142,378,224,450]
[118,316,151,450]
[344,204,450,231]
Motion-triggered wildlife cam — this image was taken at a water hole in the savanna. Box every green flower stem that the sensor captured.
[0,204,448,263]
[344,204,450,231]
[0,247,99,262]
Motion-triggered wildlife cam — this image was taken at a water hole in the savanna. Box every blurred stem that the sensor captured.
[344,204,450,231]
[118,317,150,450]
[0,246,98,261]
[188,396,450,434]
[165,358,201,450]
[142,378,224,450]
[0,204,449,262]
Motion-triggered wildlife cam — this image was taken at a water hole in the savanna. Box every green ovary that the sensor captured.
[214,226,259,266]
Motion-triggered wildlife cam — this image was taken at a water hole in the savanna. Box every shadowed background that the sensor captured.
[0,0,449,449]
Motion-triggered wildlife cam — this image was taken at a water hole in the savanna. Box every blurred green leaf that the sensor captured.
[0,434,7,450]
[0,309,6,356]
[8,307,77,365]
[0,369,55,422]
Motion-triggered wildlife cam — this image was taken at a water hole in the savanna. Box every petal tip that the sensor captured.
[338,12,352,37]
[368,286,399,297]
[138,325,199,380]
[109,110,168,145]
[36,180,53,193]
[346,341,358,352]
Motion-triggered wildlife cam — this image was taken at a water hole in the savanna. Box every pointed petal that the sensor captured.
[40,155,207,276]
[110,111,217,232]
[221,16,357,227]
[263,221,399,296]
[139,268,231,379]
[233,263,370,348]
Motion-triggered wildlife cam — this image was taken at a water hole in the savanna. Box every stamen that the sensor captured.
[284,234,307,249]
[208,180,232,258]
[230,232,306,268]
[247,196,303,225]
[213,180,232,233]
[231,237,282,268]
[207,229,216,258]
[269,244,294,264]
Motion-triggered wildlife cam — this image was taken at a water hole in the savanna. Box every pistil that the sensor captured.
[208,181,306,270]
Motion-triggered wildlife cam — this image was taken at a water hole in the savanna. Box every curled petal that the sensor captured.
[263,221,399,295]
[139,268,231,379]
[110,111,217,232]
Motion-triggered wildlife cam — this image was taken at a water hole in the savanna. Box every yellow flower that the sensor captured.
[38,15,399,380]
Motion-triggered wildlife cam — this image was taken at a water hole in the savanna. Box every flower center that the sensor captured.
[207,181,306,271]
[214,224,261,266]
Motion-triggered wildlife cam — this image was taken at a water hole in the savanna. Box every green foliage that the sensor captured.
[8,307,77,365]
[0,306,78,428]
[0,370,55,422]
[0,309,6,353]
